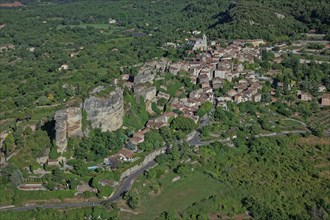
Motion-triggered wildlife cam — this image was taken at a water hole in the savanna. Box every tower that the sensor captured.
[202,34,207,50]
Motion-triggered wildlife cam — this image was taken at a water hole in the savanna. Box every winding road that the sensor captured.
[0,161,156,212]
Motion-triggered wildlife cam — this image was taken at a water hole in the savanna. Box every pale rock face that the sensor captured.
[54,107,83,153]
[54,110,68,153]
[134,85,157,102]
[134,59,171,83]
[83,89,124,132]
[0,152,5,165]
[66,107,83,137]
[134,72,155,84]
[0,132,9,149]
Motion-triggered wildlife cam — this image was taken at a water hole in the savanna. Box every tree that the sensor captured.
[152,102,162,115]
[3,133,15,155]
[140,130,164,151]
[49,147,59,159]
[159,127,174,144]
[175,164,192,177]
[51,167,63,183]
[67,160,87,176]
[157,97,168,107]
[159,211,179,220]
[144,169,157,180]
[170,116,196,133]
[124,191,139,210]
[196,102,213,117]
[9,169,24,187]
[69,178,79,190]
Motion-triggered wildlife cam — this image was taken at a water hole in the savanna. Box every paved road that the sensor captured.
[0,161,157,212]
[104,161,156,202]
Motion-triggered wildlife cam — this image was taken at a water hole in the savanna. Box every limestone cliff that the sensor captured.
[54,110,68,153]
[54,107,83,153]
[83,89,124,132]
[66,107,83,137]
[134,59,171,84]
[134,84,157,102]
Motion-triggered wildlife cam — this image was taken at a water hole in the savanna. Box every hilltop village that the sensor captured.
[1,0,329,218]
[48,36,264,165]
[0,33,329,200]
[20,34,329,171]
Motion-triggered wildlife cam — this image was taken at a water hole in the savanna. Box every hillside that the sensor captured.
[208,1,306,41]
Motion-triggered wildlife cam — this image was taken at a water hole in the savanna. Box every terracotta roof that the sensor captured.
[118,148,135,158]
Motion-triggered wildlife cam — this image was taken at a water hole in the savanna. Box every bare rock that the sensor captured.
[54,110,68,153]
[54,107,83,153]
[134,85,157,102]
[83,89,124,132]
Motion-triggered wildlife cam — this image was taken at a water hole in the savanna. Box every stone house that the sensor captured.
[321,94,330,106]
[228,89,238,97]
[234,94,243,103]
[130,136,144,145]
[299,93,312,101]
[188,34,207,51]
[157,91,170,101]
[47,159,60,167]
[253,93,262,102]
[116,148,135,162]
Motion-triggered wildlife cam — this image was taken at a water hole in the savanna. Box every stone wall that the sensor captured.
[83,89,124,132]
[120,147,167,180]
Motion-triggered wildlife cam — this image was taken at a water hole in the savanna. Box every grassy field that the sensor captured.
[120,170,224,220]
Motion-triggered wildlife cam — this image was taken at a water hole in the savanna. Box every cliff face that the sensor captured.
[54,110,68,153]
[54,107,83,153]
[134,85,157,102]
[83,89,124,132]
[134,58,171,84]
[66,107,83,137]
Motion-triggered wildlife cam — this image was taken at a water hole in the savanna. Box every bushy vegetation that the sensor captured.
[1,205,120,220]
[127,136,330,219]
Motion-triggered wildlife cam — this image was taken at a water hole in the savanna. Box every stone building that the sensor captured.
[321,94,330,106]
[188,34,208,51]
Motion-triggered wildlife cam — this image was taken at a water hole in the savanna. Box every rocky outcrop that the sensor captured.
[54,107,83,153]
[134,71,155,84]
[134,59,171,84]
[83,89,124,132]
[54,110,68,153]
[66,107,83,137]
[0,132,9,149]
[134,84,157,102]
[0,152,5,165]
